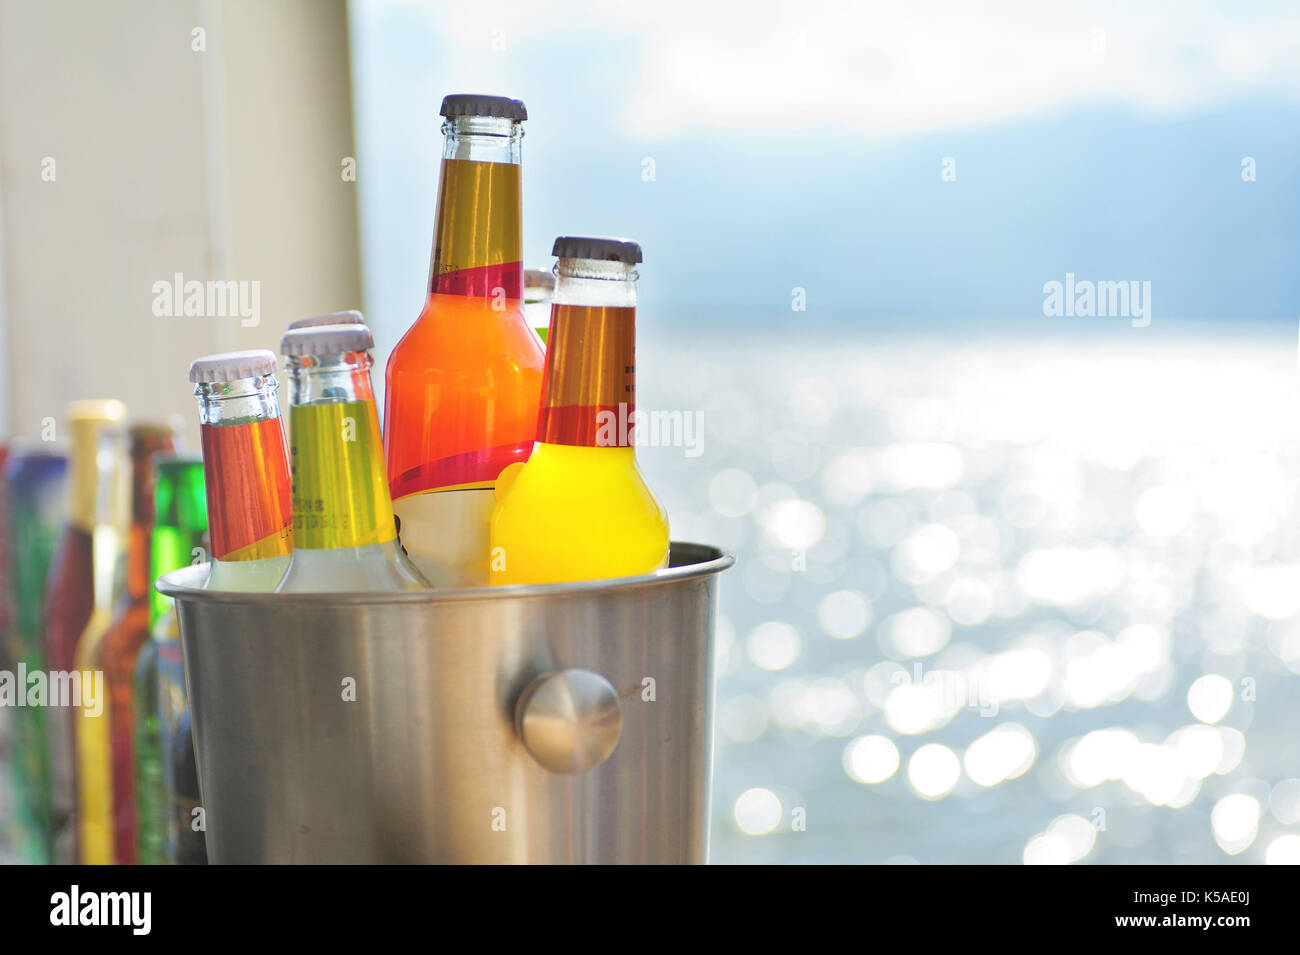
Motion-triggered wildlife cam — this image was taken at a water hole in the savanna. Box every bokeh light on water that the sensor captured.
[638,329,1300,864]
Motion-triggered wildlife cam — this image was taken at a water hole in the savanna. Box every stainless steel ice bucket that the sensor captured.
[156,542,732,864]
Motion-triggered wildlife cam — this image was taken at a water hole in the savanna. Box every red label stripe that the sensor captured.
[390,440,534,499]
[430,261,523,298]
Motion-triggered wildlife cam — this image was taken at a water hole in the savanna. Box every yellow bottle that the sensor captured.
[490,236,668,585]
[72,418,140,864]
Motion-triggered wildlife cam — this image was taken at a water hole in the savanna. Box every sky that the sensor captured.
[348,0,1300,337]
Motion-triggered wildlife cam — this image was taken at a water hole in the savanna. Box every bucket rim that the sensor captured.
[156,540,734,605]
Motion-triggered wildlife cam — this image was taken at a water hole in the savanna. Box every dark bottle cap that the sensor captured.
[440,94,527,121]
[551,236,643,264]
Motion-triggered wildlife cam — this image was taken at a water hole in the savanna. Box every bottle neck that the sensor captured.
[124,523,151,602]
[67,420,124,532]
[194,373,282,426]
[537,259,639,448]
[149,461,207,626]
[428,115,524,299]
[150,521,205,626]
[195,376,293,562]
[125,431,177,601]
[552,258,639,308]
[90,426,130,611]
[287,350,374,405]
[286,352,397,551]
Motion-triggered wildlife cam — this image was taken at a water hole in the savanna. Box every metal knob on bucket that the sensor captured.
[515,669,623,774]
[157,542,732,864]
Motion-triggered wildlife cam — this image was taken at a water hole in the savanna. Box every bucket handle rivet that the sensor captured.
[514,669,623,774]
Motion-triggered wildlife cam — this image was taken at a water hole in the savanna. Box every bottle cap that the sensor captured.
[128,422,178,443]
[280,324,374,358]
[286,310,366,330]
[188,350,278,384]
[440,94,527,121]
[66,399,128,423]
[551,236,643,264]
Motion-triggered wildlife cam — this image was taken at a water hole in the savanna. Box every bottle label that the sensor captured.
[200,417,293,561]
[536,305,636,447]
[290,400,397,550]
[391,442,533,498]
[429,158,522,298]
[392,487,494,588]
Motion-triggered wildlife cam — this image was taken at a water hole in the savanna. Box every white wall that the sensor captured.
[0,0,362,447]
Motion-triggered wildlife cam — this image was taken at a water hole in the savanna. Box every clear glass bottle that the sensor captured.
[277,322,428,592]
[188,351,293,591]
[490,237,669,585]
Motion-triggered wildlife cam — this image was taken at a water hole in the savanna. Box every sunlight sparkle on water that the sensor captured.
[844,735,901,784]
[963,723,1036,787]
[1187,674,1234,724]
[1265,834,1300,865]
[908,744,961,799]
[733,788,783,836]
[817,589,872,639]
[1211,794,1261,855]
[684,339,1300,864]
[746,621,802,671]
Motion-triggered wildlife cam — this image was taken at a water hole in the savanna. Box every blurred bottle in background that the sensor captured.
[0,443,9,629]
[0,442,10,863]
[44,399,127,863]
[524,268,554,345]
[491,237,669,585]
[169,708,205,864]
[3,447,67,863]
[76,423,174,864]
[189,351,293,591]
[277,322,426,592]
[385,94,545,587]
[135,453,207,865]
[132,636,163,863]
[92,424,178,864]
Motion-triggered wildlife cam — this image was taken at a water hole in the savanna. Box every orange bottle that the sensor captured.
[96,424,176,865]
[384,94,544,587]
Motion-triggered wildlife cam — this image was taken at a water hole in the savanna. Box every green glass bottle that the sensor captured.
[133,454,207,864]
[132,635,163,864]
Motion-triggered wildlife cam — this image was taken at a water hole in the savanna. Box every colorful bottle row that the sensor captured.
[1,409,207,864]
